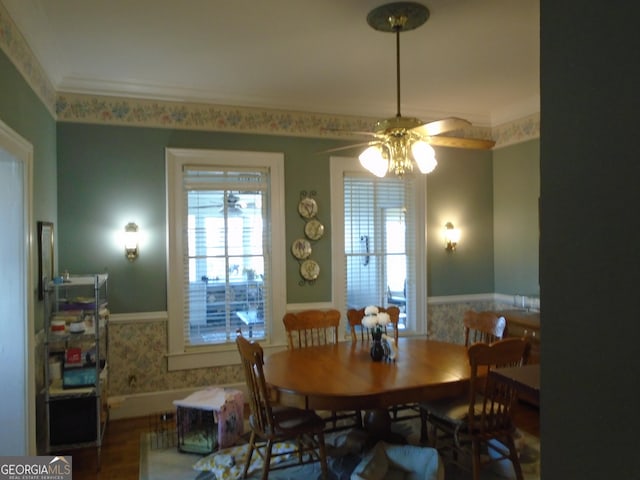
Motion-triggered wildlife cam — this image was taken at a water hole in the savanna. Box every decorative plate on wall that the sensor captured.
[304,219,325,240]
[300,259,320,281]
[291,238,312,260]
[297,197,318,219]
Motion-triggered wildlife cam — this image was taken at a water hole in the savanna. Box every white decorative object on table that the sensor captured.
[364,305,379,316]
[363,306,387,361]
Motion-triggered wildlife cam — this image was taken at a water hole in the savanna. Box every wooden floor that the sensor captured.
[68,401,539,480]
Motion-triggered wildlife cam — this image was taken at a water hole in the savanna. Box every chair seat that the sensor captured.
[420,394,485,426]
[271,406,326,434]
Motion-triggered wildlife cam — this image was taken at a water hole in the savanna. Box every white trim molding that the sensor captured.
[427,293,497,305]
[108,382,247,420]
[109,311,168,324]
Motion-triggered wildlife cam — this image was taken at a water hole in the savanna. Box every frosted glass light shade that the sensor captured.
[359,146,388,177]
[411,140,438,174]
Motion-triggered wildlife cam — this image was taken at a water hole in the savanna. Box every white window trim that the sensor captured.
[329,155,428,335]
[166,148,287,370]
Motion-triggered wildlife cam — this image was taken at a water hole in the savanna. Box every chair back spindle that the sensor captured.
[283,309,340,349]
[468,338,527,433]
[463,310,506,346]
[282,309,362,431]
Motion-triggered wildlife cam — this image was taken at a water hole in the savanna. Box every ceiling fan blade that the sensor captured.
[320,141,379,154]
[411,117,472,136]
[427,135,495,150]
[321,127,379,138]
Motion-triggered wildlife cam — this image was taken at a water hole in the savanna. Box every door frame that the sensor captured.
[0,118,35,454]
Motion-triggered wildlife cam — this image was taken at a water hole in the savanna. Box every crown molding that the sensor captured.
[0,2,56,117]
[492,113,540,148]
[2,1,538,146]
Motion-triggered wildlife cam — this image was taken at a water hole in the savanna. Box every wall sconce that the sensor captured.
[124,222,139,261]
[444,222,461,252]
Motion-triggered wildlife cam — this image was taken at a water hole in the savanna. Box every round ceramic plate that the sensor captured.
[300,259,320,280]
[304,219,325,240]
[291,238,312,260]
[297,197,318,219]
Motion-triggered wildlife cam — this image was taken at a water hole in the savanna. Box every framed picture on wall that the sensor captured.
[37,221,54,300]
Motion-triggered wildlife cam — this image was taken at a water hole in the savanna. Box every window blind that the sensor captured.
[343,173,414,326]
[182,165,270,345]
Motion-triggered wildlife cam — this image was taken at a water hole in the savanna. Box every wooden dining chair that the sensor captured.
[282,309,340,349]
[420,338,529,480]
[346,305,400,344]
[235,334,329,480]
[463,310,507,346]
[282,309,362,431]
[420,310,509,441]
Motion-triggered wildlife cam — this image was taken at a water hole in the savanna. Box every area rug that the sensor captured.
[140,417,539,480]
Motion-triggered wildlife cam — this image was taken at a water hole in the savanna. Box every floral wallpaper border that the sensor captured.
[1,1,538,146]
[55,92,377,139]
[492,113,540,148]
[0,2,56,116]
[53,93,538,147]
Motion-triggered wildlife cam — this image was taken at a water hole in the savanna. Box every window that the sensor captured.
[166,149,286,370]
[330,156,427,335]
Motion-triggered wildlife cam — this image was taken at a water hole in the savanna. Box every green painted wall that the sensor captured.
[426,146,495,295]
[0,48,539,318]
[0,49,57,331]
[493,139,540,295]
[56,123,345,312]
[56,122,505,312]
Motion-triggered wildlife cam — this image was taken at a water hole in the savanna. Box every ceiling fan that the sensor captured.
[190,191,247,215]
[326,2,495,177]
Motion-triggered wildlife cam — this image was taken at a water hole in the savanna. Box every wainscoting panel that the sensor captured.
[104,295,539,418]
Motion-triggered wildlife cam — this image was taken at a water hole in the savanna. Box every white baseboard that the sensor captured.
[107,382,248,420]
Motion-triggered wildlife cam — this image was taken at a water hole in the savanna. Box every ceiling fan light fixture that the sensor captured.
[323,2,494,177]
[411,140,437,173]
[387,136,414,177]
[362,2,438,179]
[359,145,388,177]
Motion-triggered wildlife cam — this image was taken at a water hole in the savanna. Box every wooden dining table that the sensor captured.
[490,363,540,404]
[264,338,471,439]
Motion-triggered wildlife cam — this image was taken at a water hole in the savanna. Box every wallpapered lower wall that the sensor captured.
[106,297,526,398]
[108,320,243,396]
[33,296,532,426]
[426,299,522,343]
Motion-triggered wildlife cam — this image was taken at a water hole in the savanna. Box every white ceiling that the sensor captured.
[2,0,539,127]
